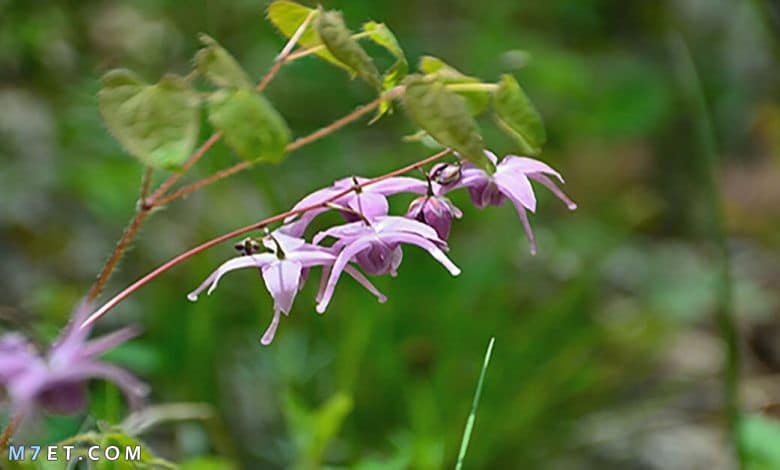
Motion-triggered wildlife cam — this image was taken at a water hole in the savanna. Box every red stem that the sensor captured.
[81,149,452,329]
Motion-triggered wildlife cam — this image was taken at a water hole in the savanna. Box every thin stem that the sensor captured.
[139,167,153,206]
[153,87,404,207]
[84,27,303,301]
[147,132,223,205]
[445,83,498,93]
[81,148,452,329]
[670,33,743,467]
[0,412,23,451]
[285,31,373,62]
[86,166,156,301]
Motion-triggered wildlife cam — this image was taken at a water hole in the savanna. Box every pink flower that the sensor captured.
[445,151,576,255]
[281,176,428,237]
[0,302,147,416]
[313,216,461,313]
[188,232,386,345]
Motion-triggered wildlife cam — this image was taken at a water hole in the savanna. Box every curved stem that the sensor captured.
[152,87,404,207]
[81,148,452,329]
[84,27,318,301]
[0,412,23,451]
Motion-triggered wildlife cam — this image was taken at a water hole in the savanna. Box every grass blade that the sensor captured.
[455,337,495,470]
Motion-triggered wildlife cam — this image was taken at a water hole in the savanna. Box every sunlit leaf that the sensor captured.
[363,21,408,121]
[402,74,488,169]
[317,10,382,90]
[207,89,291,163]
[195,34,252,89]
[98,69,200,170]
[418,55,490,115]
[266,1,347,70]
[493,73,546,155]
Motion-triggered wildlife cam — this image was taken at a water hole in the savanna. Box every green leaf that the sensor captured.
[266,1,347,70]
[317,10,382,90]
[419,55,477,82]
[418,55,490,115]
[207,89,291,163]
[493,73,546,155]
[363,21,408,121]
[402,74,488,169]
[362,21,408,90]
[195,34,252,89]
[98,69,200,170]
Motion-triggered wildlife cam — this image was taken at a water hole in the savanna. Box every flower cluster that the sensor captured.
[188,150,576,344]
[0,302,148,416]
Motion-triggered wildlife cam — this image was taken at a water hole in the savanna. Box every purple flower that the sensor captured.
[188,232,386,345]
[445,151,576,255]
[281,176,428,237]
[405,195,462,240]
[313,216,461,313]
[0,302,147,416]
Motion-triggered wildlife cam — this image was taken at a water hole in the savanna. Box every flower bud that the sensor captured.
[406,195,460,240]
[429,163,462,187]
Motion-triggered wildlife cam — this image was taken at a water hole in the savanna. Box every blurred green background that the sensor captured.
[2,0,780,468]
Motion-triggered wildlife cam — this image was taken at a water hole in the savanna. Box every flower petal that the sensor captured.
[503,196,538,255]
[288,249,336,267]
[500,156,564,182]
[368,176,428,195]
[528,173,578,210]
[344,265,387,303]
[81,326,141,359]
[260,308,282,346]
[261,260,303,314]
[187,254,276,301]
[495,169,537,212]
[316,237,373,313]
[378,232,461,276]
[347,191,388,220]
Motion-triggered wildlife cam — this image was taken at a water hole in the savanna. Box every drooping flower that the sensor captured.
[188,231,386,345]
[313,216,461,313]
[443,151,576,254]
[0,302,148,416]
[405,195,462,240]
[281,176,428,237]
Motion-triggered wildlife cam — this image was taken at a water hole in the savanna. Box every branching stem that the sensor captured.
[81,148,452,329]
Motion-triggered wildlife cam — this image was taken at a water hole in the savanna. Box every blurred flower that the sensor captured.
[0,302,147,416]
[281,176,427,236]
[406,195,462,240]
[445,150,576,254]
[313,216,461,313]
[188,232,386,345]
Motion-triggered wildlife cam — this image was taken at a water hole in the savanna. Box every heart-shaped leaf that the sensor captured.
[195,34,252,89]
[363,21,408,121]
[317,10,382,91]
[402,74,488,169]
[98,69,200,170]
[207,89,291,163]
[493,74,546,155]
[418,55,490,115]
[267,1,348,71]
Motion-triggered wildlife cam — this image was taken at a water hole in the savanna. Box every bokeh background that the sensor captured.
[2,0,780,468]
